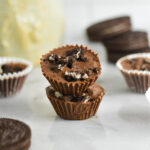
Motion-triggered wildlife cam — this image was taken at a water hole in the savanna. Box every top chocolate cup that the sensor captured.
[40,45,101,95]
[87,16,131,41]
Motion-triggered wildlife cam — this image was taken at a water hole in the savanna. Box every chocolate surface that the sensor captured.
[0,118,31,150]
[103,31,148,51]
[41,45,101,83]
[87,16,131,41]
[47,83,105,102]
[1,63,27,75]
[121,57,150,71]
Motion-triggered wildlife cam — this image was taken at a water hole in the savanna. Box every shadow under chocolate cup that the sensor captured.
[0,57,32,97]
[46,85,105,120]
[116,53,150,93]
[41,45,101,96]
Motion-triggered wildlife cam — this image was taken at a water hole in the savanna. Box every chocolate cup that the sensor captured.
[116,53,150,93]
[46,86,105,120]
[0,57,32,98]
[41,45,101,96]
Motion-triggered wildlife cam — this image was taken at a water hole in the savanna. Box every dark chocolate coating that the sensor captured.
[87,16,131,41]
[103,31,148,51]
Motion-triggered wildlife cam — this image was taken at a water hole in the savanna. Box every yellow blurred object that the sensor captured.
[0,0,65,66]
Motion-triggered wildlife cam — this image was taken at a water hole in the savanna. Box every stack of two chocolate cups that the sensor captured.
[40,45,105,120]
[87,16,150,63]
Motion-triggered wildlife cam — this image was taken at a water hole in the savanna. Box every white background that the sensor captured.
[1,0,150,150]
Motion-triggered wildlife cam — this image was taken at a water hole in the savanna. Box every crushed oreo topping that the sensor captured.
[64,71,89,82]
[58,59,67,66]
[49,86,55,91]
[93,68,99,74]
[70,95,91,102]
[66,48,78,56]
[48,47,89,72]
[55,91,63,98]
[58,64,64,71]
[66,47,88,62]
[49,54,61,63]
[49,54,67,70]
[49,86,92,102]
[76,48,87,62]
[67,57,74,69]
[82,73,88,79]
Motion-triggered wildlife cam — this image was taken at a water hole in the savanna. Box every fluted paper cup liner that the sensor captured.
[116,53,150,93]
[46,86,105,120]
[41,45,101,96]
[0,57,32,97]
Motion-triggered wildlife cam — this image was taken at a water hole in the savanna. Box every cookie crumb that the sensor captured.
[55,91,63,98]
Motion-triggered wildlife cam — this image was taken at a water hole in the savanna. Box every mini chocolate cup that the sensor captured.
[41,45,101,96]
[0,57,32,98]
[46,86,105,120]
[116,53,150,93]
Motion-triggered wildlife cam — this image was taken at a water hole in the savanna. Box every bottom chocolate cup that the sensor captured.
[46,85,105,120]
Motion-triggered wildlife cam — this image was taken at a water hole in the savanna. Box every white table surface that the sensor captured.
[1,0,150,149]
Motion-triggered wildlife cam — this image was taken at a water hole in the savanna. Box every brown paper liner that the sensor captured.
[46,86,105,120]
[121,70,150,93]
[0,75,27,97]
[41,45,101,95]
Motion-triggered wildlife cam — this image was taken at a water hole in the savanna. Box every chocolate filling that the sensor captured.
[121,57,150,71]
[48,47,93,81]
[0,63,27,75]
